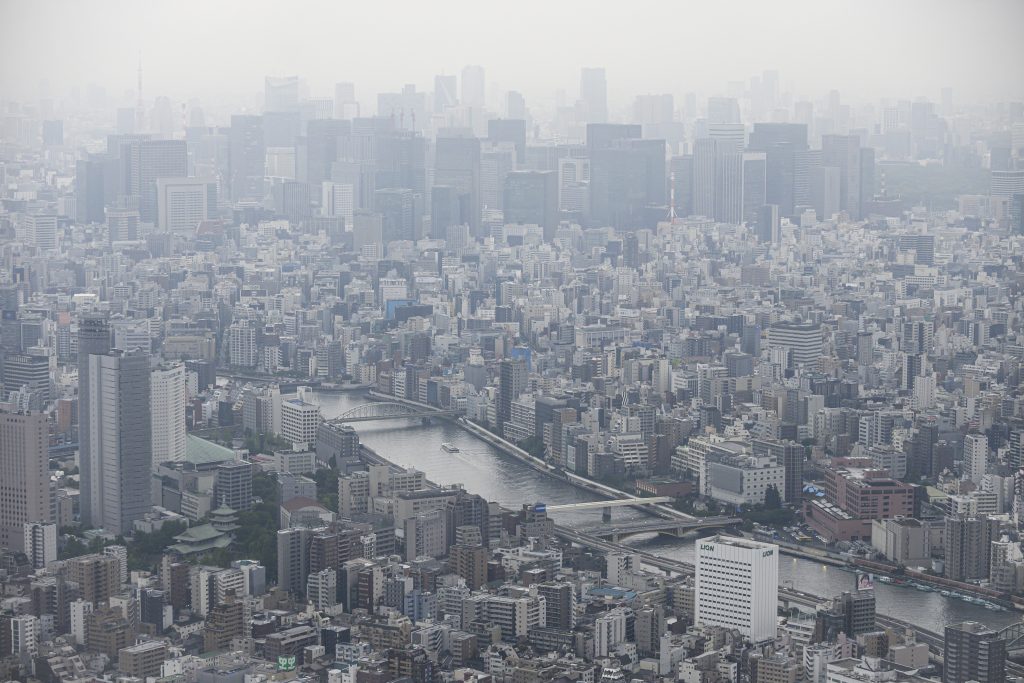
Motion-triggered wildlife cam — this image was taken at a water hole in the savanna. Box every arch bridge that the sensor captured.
[330,401,462,423]
[999,621,1024,653]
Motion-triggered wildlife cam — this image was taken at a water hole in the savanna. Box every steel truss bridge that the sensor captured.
[575,515,742,541]
[330,401,462,423]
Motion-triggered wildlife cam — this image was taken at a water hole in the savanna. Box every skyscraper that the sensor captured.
[488,118,527,164]
[580,67,608,123]
[305,118,351,191]
[229,115,265,201]
[461,65,485,109]
[434,133,481,234]
[434,74,458,113]
[431,185,462,238]
[76,155,108,225]
[748,123,809,219]
[692,137,717,218]
[84,349,153,535]
[264,76,300,112]
[497,358,527,431]
[375,188,416,243]
[78,314,111,528]
[587,124,664,228]
[0,408,50,553]
[151,363,186,465]
[121,140,188,223]
[821,134,862,220]
[696,536,778,642]
[503,170,558,240]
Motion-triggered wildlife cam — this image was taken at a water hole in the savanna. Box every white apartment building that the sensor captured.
[151,363,187,464]
[280,399,322,448]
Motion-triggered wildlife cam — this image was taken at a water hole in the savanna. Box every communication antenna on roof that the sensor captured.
[136,53,144,132]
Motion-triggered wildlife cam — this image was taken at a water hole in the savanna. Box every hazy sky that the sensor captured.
[2,0,1023,111]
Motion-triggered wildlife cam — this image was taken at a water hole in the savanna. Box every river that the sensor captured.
[314,389,1020,635]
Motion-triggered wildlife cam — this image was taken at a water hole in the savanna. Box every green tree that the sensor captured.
[314,468,339,512]
[764,484,782,510]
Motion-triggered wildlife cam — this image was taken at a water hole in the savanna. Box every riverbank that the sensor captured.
[364,390,701,523]
[318,388,1021,638]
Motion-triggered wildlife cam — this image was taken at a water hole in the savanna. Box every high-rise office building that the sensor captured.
[741,153,767,225]
[121,140,188,223]
[0,409,50,553]
[334,82,357,119]
[752,438,803,503]
[434,133,481,234]
[151,363,186,464]
[434,74,458,113]
[768,322,823,368]
[714,149,744,224]
[431,185,462,238]
[23,521,57,569]
[229,115,265,201]
[488,119,527,164]
[77,314,111,528]
[810,165,841,220]
[503,170,558,240]
[2,350,51,405]
[692,137,717,218]
[24,213,58,250]
[580,67,608,123]
[215,460,253,511]
[707,97,740,124]
[497,358,527,430]
[696,536,779,642]
[375,188,416,243]
[858,147,875,217]
[461,65,485,109]
[83,349,152,535]
[106,208,140,242]
[748,123,809,220]
[155,177,215,234]
[506,91,526,120]
[964,433,988,485]
[321,181,355,227]
[757,204,780,244]
[587,123,664,228]
[76,155,108,224]
[265,76,300,112]
[943,621,1006,683]
[481,143,517,211]
[305,118,350,191]
[821,134,862,220]
[991,170,1024,200]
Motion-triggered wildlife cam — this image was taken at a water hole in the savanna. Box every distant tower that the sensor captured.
[136,54,144,133]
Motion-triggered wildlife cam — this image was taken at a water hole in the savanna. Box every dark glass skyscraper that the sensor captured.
[503,170,558,240]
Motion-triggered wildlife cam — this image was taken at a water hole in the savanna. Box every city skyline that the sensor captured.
[2,0,1023,107]
[0,2,1022,681]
